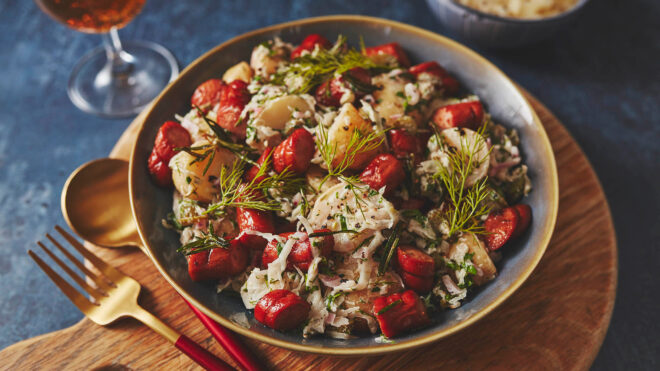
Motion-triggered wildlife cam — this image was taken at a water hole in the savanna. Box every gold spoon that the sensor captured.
[61,158,143,250]
[60,157,263,371]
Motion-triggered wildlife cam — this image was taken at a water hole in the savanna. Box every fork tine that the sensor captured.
[28,250,96,314]
[54,225,124,282]
[45,233,114,291]
[36,241,106,300]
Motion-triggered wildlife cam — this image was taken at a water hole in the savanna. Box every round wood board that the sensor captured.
[0,91,617,370]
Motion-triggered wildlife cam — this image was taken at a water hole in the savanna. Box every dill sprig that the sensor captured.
[272,35,391,94]
[315,123,385,187]
[204,155,306,215]
[186,106,256,165]
[434,124,493,237]
[177,223,230,256]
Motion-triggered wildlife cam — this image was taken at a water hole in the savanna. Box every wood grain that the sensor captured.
[0,93,617,371]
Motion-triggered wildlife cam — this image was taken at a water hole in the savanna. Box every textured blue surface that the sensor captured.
[0,0,658,369]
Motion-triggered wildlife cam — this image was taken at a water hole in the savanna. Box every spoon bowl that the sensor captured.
[61,158,142,249]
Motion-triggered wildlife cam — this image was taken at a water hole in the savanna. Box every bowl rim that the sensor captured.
[434,0,590,24]
[129,14,559,355]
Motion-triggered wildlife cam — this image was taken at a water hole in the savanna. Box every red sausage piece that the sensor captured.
[315,67,372,107]
[400,271,434,294]
[511,204,532,239]
[237,207,275,250]
[364,42,411,67]
[484,206,520,251]
[273,128,315,174]
[215,80,251,139]
[147,149,172,187]
[191,79,225,110]
[262,230,334,271]
[187,239,249,282]
[388,129,423,159]
[431,101,484,131]
[359,154,406,195]
[245,146,273,184]
[373,290,430,338]
[290,34,332,59]
[409,61,460,96]
[397,245,435,277]
[254,289,311,331]
[154,121,192,162]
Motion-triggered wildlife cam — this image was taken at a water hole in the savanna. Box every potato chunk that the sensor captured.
[450,233,496,286]
[250,44,285,78]
[326,103,382,171]
[372,73,422,130]
[169,140,236,202]
[222,61,253,83]
[247,95,314,151]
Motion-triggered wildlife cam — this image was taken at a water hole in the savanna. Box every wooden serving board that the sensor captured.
[0,92,617,370]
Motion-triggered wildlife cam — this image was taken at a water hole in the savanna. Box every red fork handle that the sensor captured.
[184,299,266,371]
[174,334,235,371]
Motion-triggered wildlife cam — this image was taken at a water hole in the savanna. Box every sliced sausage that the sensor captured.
[397,245,435,277]
[359,154,406,195]
[154,121,192,162]
[364,42,411,67]
[236,207,275,250]
[432,101,484,131]
[215,80,251,139]
[373,290,430,338]
[262,230,334,271]
[484,206,520,251]
[315,67,372,107]
[272,128,315,174]
[254,289,311,331]
[290,33,332,59]
[409,61,460,96]
[511,204,532,239]
[187,239,248,282]
[191,79,225,111]
[147,149,172,187]
[388,129,423,159]
[245,146,273,184]
[400,271,434,294]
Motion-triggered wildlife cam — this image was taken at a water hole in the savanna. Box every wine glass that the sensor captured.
[35,0,179,118]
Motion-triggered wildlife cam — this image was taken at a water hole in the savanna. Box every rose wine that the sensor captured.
[36,0,146,33]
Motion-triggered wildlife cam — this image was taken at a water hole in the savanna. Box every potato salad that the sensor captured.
[147,34,533,339]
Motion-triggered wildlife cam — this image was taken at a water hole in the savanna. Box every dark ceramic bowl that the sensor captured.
[129,15,558,355]
[426,0,591,48]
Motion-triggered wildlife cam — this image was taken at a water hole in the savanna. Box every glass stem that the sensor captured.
[102,27,134,77]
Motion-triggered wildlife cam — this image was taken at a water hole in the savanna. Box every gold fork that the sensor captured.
[28,226,234,371]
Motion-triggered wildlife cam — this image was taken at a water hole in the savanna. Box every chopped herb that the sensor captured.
[177,223,230,256]
[326,291,345,310]
[377,299,402,315]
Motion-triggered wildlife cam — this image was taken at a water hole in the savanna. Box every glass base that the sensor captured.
[67,41,179,118]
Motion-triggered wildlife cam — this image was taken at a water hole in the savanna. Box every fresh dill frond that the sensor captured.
[204,155,306,215]
[177,223,230,256]
[315,123,385,187]
[272,35,391,94]
[190,106,256,165]
[434,124,493,237]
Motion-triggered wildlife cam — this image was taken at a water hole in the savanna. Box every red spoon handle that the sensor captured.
[184,299,266,371]
[174,334,235,371]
